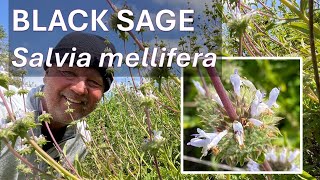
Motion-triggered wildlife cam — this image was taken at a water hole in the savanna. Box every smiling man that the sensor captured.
[0,31,115,179]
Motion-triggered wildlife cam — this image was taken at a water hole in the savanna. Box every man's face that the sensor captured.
[43,65,104,127]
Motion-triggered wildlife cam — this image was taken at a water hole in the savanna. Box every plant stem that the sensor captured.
[205,67,238,121]
[280,0,309,23]
[262,160,273,171]
[153,157,163,180]
[105,0,145,51]
[144,107,153,140]
[26,137,78,179]
[238,34,243,56]
[2,138,49,176]
[309,0,320,104]
[144,107,163,180]
[44,122,81,178]
[0,89,15,121]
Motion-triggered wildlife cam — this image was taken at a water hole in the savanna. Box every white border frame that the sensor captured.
[181,57,303,174]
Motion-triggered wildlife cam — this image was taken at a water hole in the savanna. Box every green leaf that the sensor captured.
[265,22,276,31]
[288,22,320,39]
[300,0,308,15]
[0,75,8,89]
[298,170,317,180]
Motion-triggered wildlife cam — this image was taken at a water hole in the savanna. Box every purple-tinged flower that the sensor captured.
[233,121,244,147]
[187,128,228,157]
[248,118,263,127]
[230,69,241,96]
[192,80,206,96]
[266,88,280,108]
[247,159,260,171]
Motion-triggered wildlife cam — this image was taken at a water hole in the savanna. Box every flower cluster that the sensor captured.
[142,130,165,155]
[187,69,284,167]
[137,81,158,107]
[247,148,300,171]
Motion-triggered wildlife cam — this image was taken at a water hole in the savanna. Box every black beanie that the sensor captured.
[44,32,116,92]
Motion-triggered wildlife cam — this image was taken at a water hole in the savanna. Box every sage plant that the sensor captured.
[187,69,289,168]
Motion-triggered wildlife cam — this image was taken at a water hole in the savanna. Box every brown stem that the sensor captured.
[205,67,238,121]
[243,38,256,56]
[253,22,299,53]
[44,122,81,178]
[144,107,153,139]
[153,156,163,180]
[155,100,179,114]
[22,94,26,113]
[244,32,263,56]
[0,90,15,121]
[2,138,54,179]
[238,34,243,56]
[262,160,273,171]
[144,107,162,180]
[309,0,320,104]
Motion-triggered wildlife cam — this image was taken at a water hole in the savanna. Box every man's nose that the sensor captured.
[70,80,88,96]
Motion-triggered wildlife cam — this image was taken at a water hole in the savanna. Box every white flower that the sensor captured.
[230,69,241,96]
[16,144,28,152]
[242,79,256,91]
[288,150,299,163]
[34,134,45,142]
[15,138,28,152]
[137,91,145,98]
[255,90,264,103]
[247,159,260,171]
[187,128,227,157]
[250,98,260,117]
[256,102,271,116]
[279,148,287,163]
[233,121,244,147]
[192,80,223,107]
[244,0,255,5]
[265,148,277,162]
[153,130,164,142]
[232,7,257,22]
[212,93,223,107]
[137,90,158,100]
[248,118,263,127]
[251,90,267,117]
[148,92,158,100]
[233,7,242,20]
[192,80,206,96]
[290,164,300,171]
[266,88,280,108]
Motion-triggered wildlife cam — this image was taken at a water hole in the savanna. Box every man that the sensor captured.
[0,32,115,179]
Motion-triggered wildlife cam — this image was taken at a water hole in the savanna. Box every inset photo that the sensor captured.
[182,57,302,174]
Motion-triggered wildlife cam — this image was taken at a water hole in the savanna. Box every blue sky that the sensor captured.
[0,0,211,87]
[2,0,207,77]
[0,0,8,35]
